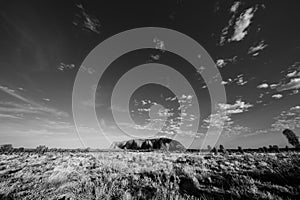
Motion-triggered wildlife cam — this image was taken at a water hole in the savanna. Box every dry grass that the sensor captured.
[0,151,299,200]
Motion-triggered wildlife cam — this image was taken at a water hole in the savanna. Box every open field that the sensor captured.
[0,151,299,200]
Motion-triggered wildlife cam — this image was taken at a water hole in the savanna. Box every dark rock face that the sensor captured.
[110,137,186,151]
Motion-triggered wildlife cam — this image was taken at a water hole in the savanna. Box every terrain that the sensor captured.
[0,151,299,200]
[110,137,186,151]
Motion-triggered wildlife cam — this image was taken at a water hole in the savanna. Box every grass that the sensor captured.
[0,151,299,200]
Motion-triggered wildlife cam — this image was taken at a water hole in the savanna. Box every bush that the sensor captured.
[238,146,244,154]
[282,129,300,148]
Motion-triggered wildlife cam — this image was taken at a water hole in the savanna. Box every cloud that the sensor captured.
[271,62,300,92]
[230,7,255,41]
[57,63,75,71]
[257,83,269,89]
[277,78,300,92]
[234,74,248,86]
[248,40,268,56]
[73,4,101,34]
[153,38,165,50]
[230,1,241,13]
[216,59,226,68]
[0,85,34,105]
[216,56,237,68]
[0,85,69,118]
[272,94,283,99]
[0,114,22,119]
[218,99,253,114]
[201,100,252,137]
[271,105,300,131]
[79,65,96,74]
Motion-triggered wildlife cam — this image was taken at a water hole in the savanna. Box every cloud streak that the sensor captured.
[0,85,69,118]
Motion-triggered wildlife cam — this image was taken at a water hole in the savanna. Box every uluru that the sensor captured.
[110,137,186,151]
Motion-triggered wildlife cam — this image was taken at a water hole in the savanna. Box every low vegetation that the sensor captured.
[0,151,299,200]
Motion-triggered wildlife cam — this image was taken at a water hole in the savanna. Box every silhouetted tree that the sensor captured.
[219,145,225,153]
[238,146,244,154]
[273,145,280,153]
[269,145,273,152]
[207,145,212,152]
[0,144,13,153]
[282,129,300,148]
[211,147,217,154]
[36,145,48,154]
[285,145,289,151]
[263,146,268,153]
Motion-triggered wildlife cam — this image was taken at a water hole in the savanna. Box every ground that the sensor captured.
[0,151,299,200]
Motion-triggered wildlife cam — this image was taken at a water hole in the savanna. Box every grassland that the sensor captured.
[0,151,299,200]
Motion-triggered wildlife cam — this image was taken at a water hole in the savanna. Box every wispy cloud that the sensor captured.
[201,100,253,137]
[273,62,300,92]
[230,1,241,13]
[0,85,34,105]
[272,94,283,99]
[73,4,101,34]
[277,78,300,92]
[57,63,75,71]
[219,4,258,45]
[153,38,166,50]
[271,105,300,131]
[257,83,269,89]
[248,40,268,56]
[219,99,253,114]
[230,7,256,42]
[216,56,237,68]
[79,65,96,74]
[0,114,22,119]
[235,74,248,86]
[0,85,69,118]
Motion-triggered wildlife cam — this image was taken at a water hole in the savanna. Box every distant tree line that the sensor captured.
[1,129,299,154]
[0,144,92,154]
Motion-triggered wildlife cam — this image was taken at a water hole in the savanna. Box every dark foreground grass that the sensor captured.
[0,152,299,200]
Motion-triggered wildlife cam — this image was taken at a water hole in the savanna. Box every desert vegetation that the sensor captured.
[0,150,299,200]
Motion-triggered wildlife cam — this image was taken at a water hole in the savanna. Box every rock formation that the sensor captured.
[110,137,186,151]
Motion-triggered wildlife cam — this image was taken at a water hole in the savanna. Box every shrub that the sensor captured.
[282,129,300,148]
[238,146,244,154]
[219,145,226,153]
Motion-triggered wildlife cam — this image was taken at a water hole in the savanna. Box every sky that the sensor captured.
[0,0,300,149]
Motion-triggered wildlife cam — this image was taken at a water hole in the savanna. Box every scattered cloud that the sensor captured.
[277,78,300,92]
[0,114,22,119]
[273,62,300,92]
[219,99,253,114]
[0,85,69,118]
[271,105,300,131]
[79,65,96,74]
[0,85,34,105]
[73,4,101,34]
[216,56,237,68]
[153,38,165,50]
[235,74,248,86]
[257,83,269,89]
[230,7,256,42]
[272,94,283,99]
[216,59,226,68]
[270,84,279,89]
[202,100,253,137]
[248,40,268,56]
[219,5,257,45]
[57,63,75,71]
[230,1,241,13]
